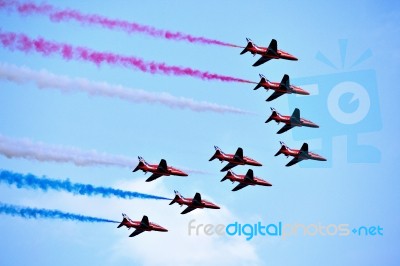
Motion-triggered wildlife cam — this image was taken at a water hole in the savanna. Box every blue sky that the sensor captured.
[0,1,399,265]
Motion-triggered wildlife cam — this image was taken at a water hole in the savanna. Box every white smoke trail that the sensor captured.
[0,134,137,168]
[0,62,252,115]
[0,135,206,174]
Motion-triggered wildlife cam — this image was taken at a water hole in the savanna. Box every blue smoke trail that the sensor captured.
[0,202,118,223]
[0,170,171,200]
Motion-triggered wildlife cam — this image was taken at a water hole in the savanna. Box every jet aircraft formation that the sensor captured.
[240,37,326,166]
[119,37,326,238]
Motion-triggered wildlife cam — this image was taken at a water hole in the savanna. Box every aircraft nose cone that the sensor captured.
[212,204,221,209]
[315,155,327,161]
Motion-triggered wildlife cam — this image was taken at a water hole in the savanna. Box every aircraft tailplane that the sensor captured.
[265,111,277,123]
[209,149,221,161]
[133,157,144,172]
[117,218,128,228]
[220,174,229,182]
[240,47,249,55]
[275,141,287,156]
[169,192,181,205]
[132,164,142,172]
[240,39,253,55]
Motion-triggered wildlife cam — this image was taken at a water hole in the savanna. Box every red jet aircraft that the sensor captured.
[240,38,298,66]
[133,156,188,182]
[254,74,310,101]
[266,107,319,134]
[209,146,262,172]
[274,142,327,167]
[117,213,168,237]
[221,169,272,191]
[169,190,220,214]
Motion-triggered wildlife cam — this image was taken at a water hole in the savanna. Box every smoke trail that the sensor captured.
[0,135,205,174]
[0,0,241,48]
[0,201,118,223]
[0,30,252,83]
[0,170,171,200]
[0,62,253,115]
[0,134,137,168]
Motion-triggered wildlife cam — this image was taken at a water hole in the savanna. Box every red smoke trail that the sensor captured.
[0,31,252,83]
[0,0,241,48]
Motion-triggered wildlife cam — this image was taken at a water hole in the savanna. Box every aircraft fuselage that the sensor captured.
[135,163,188,177]
[225,171,272,187]
[119,219,168,232]
[270,113,319,128]
[248,45,297,61]
[174,197,220,210]
[213,153,262,167]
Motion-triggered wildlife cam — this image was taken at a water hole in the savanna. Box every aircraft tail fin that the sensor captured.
[254,74,268,90]
[117,213,129,228]
[221,170,234,182]
[274,141,287,156]
[266,107,278,123]
[209,146,222,161]
[169,190,182,205]
[240,38,254,55]
[133,156,146,172]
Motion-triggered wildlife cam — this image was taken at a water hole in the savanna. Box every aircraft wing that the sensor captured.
[129,229,145,237]
[292,108,300,120]
[252,56,271,67]
[244,169,254,182]
[300,143,309,153]
[267,39,278,55]
[145,173,163,182]
[220,162,237,172]
[232,183,249,191]
[286,157,303,167]
[181,206,196,214]
[277,124,294,134]
[193,193,202,206]
[157,159,168,173]
[279,74,290,90]
[266,91,285,102]
[233,147,244,162]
